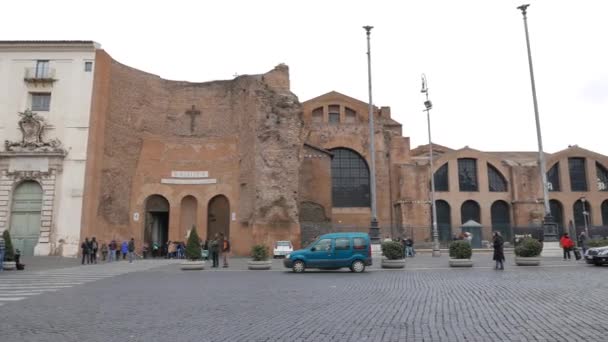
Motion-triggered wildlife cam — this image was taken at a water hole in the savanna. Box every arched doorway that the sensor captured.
[434,200,452,244]
[207,195,230,240]
[573,199,591,236]
[549,199,564,237]
[144,195,170,257]
[10,181,43,256]
[602,200,608,226]
[180,195,198,240]
[491,200,511,242]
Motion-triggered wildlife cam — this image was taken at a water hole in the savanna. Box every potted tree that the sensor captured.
[2,230,16,271]
[248,244,272,270]
[381,240,406,268]
[449,240,473,267]
[514,237,542,266]
[180,226,206,270]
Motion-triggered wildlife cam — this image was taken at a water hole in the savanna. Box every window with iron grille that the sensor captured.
[31,93,51,111]
[458,158,478,192]
[433,163,448,191]
[573,199,591,228]
[596,162,608,191]
[330,148,370,207]
[491,200,511,240]
[602,200,608,226]
[435,200,452,242]
[461,200,480,224]
[568,158,587,191]
[328,105,340,124]
[550,199,564,235]
[487,164,507,192]
[547,163,560,191]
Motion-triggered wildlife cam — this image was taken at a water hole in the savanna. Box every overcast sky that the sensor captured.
[4,0,607,155]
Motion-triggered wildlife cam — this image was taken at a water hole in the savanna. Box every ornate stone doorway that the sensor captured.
[144,195,170,254]
[9,181,43,256]
[207,195,230,240]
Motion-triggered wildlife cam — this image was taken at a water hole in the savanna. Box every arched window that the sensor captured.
[458,158,478,191]
[435,200,452,242]
[596,162,608,191]
[311,107,323,124]
[569,157,588,191]
[330,148,370,207]
[549,200,564,236]
[573,199,592,231]
[602,200,608,226]
[487,163,507,192]
[461,200,480,224]
[433,163,448,192]
[547,163,560,192]
[345,107,357,124]
[491,200,511,241]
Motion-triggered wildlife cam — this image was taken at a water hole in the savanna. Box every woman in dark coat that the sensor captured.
[493,232,505,270]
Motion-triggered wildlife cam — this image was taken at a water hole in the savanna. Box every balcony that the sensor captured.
[24,67,56,83]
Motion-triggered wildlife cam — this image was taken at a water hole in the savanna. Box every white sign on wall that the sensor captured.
[171,171,209,178]
[133,212,140,221]
[231,212,236,221]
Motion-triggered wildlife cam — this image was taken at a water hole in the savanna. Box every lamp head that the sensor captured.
[421,74,428,93]
[517,4,529,15]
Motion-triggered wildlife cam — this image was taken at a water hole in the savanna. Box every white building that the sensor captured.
[0,41,99,257]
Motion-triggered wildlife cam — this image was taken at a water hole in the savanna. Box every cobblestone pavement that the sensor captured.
[0,256,605,342]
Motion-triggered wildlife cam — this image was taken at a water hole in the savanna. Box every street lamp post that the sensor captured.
[581,197,590,237]
[421,74,440,257]
[517,4,555,239]
[363,25,379,243]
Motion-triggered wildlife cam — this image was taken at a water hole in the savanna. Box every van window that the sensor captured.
[353,237,367,250]
[313,239,332,252]
[335,238,350,250]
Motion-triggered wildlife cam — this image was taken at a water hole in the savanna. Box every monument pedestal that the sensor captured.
[541,241,562,257]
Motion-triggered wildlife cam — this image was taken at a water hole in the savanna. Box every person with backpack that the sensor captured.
[221,233,231,268]
[90,237,99,264]
[560,233,575,260]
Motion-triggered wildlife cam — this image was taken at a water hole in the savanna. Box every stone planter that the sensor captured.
[180,260,206,270]
[514,256,541,266]
[2,261,16,271]
[449,259,473,267]
[381,258,406,269]
[248,260,272,270]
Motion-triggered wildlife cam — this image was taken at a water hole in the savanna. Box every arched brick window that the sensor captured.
[487,163,507,192]
[330,148,370,207]
[435,200,452,242]
[461,200,480,224]
[573,199,592,231]
[458,158,478,192]
[547,163,560,192]
[433,163,449,192]
[596,162,608,191]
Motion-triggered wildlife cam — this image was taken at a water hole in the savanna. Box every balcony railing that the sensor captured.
[24,67,56,82]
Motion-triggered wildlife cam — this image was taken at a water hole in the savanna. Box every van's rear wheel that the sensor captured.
[351,260,365,273]
[292,260,305,273]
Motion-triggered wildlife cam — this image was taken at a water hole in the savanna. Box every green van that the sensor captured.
[283,232,372,273]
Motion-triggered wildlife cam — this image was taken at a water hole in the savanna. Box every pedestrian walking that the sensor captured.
[90,237,99,264]
[221,233,231,268]
[108,240,117,262]
[128,238,135,263]
[493,232,505,270]
[121,241,128,260]
[578,231,588,255]
[0,235,5,272]
[100,242,108,262]
[560,233,575,260]
[81,237,91,265]
[404,237,414,257]
[210,233,220,268]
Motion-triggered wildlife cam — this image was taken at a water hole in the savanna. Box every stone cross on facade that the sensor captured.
[185,105,201,133]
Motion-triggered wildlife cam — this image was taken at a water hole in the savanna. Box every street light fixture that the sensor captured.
[363,25,379,243]
[517,4,555,240]
[421,74,440,257]
[581,196,590,237]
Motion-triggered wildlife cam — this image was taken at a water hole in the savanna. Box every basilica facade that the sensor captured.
[1,41,607,256]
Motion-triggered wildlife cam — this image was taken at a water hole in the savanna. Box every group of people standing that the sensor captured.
[80,237,135,264]
[559,232,589,260]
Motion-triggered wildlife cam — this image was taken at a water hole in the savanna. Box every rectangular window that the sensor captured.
[31,93,51,111]
[335,238,350,250]
[35,60,50,78]
[345,107,356,123]
[569,158,588,191]
[84,61,93,72]
[313,239,332,252]
[312,107,323,123]
[547,163,561,192]
[328,105,340,124]
[353,237,366,250]
[458,158,478,192]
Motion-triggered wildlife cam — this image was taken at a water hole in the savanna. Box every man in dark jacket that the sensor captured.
[128,238,135,263]
[81,237,90,265]
[493,232,505,270]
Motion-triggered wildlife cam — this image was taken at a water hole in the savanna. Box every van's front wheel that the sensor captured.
[292,260,305,273]
[350,260,365,273]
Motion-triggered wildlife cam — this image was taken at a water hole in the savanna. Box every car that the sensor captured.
[283,232,372,273]
[273,241,293,258]
[584,246,608,266]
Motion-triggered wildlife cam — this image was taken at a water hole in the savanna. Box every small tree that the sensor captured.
[381,241,404,260]
[514,238,542,257]
[3,230,15,262]
[449,240,472,259]
[251,245,269,261]
[185,225,202,261]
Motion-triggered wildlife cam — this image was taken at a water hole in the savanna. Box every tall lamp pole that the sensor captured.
[517,4,554,239]
[363,26,379,243]
[421,74,440,257]
[581,197,590,237]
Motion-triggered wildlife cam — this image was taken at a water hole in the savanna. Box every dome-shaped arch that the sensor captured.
[329,148,370,207]
[487,163,507,192]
